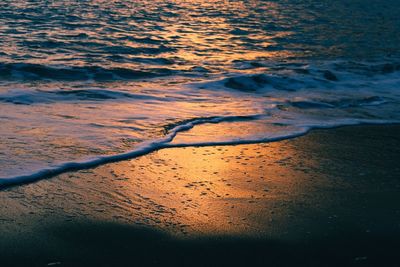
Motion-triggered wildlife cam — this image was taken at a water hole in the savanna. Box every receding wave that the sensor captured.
[1,114,398,189]
[1,60,400,188]
[0,62,175,82]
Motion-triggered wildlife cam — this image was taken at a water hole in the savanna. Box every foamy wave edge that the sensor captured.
[1,115,398,189]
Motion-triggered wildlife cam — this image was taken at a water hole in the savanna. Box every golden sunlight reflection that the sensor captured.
[96,139,316,236]
[170,120,296,144]
[3,0,296,74]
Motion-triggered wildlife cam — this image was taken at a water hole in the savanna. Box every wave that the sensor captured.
[0,62,175,82]
[0,114,398,189]
[194,60,400,93]
[0,88,171,104]
[1,59,400,188]
[289,96,387,109]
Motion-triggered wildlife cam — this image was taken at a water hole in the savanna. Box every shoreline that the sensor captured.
[1,124,400,266]
[1,121,399,189]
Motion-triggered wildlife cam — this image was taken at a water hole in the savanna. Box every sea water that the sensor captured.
[1,0,400,185]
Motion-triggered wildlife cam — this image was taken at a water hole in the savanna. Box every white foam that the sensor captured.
[1,114,398,188]
[1,60,400,188]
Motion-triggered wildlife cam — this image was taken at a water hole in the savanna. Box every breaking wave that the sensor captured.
[0,62,175,82]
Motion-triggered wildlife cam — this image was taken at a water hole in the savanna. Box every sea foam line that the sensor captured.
[0,115,259,188]
[0,115,398,189]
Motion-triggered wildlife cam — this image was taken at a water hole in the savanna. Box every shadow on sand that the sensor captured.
[2,220,399,267]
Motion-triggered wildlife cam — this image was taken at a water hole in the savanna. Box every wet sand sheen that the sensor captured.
[1,125,400,266]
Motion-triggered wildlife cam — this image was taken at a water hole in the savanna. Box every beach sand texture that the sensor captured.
[1,125,399,266]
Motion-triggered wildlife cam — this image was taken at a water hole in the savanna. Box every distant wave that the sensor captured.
[289,96,387,109]
[0,62,175,82]
[0,89,171,104]
[194,60,400,93]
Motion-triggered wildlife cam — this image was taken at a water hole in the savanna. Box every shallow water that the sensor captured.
[1,0,400,184]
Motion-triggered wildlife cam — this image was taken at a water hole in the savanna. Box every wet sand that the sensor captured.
[1,125,400,267]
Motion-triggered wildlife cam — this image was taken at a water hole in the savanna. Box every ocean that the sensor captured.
[1,0,400,186]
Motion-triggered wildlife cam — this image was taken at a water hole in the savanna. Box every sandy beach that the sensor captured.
[2,1,400,266]
[1,125,399,266]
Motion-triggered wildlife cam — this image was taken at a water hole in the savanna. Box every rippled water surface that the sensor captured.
[1,0,400,184]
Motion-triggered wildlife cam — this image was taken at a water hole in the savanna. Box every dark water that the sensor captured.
[1,0,400,184]
[1,0,400,79]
